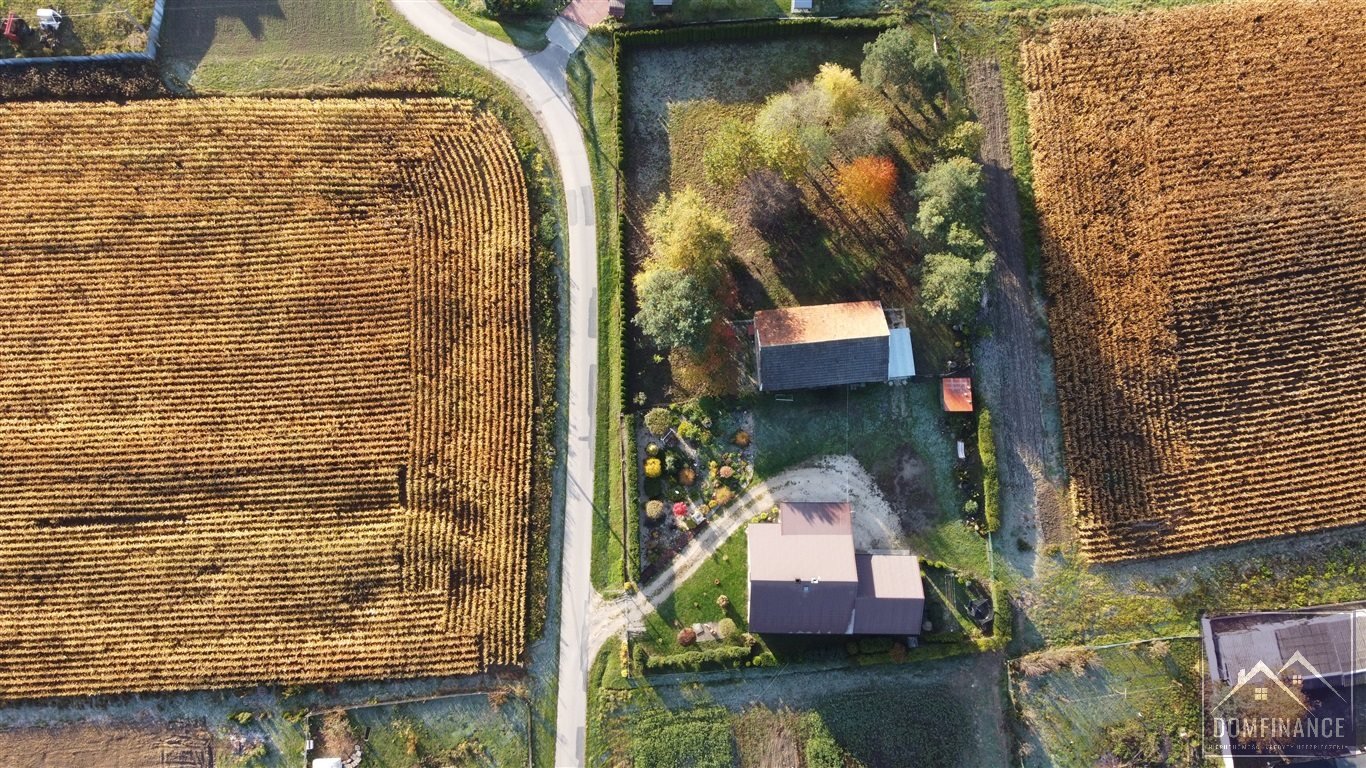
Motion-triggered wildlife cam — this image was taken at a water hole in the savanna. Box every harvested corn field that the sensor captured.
[0,98,531,697]
[1023,0,1366,560]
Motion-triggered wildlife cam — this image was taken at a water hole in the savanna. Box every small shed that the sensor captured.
[608,0,625,17]
[312,760,344,768]
[941,377,973,412]
[754,301,891,391]
[790,0,813,11]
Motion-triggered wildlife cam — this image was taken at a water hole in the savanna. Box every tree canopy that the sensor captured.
[861,27,946,103]
[912,157,984,247]
[645,188,733,279]
[633,267,717,351]
[919,250,994,325]
[702,119,762,191]
[836,156,898,210]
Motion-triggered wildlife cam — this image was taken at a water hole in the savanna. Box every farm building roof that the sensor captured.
[753,302,893,391]
[941,377,974,412]
[852,553,925,635]
[748,503,924,637]
[754,301,889,347]
[1203,605,1366,686]
[778,501,852,536]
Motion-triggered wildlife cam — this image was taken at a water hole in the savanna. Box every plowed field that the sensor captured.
[0,98,531,696]
[1024,0,1366,560]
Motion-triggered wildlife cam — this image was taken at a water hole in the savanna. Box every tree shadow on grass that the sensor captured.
[158,0,285,84]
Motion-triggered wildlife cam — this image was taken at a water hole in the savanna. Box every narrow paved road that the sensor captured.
[386,4,598,765]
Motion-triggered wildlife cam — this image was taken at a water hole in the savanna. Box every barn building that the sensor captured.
[747,502,924,637]
[752,300,914,391]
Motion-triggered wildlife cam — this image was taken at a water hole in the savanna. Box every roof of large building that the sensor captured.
[749,503,924,636]
[754,301,889,347]
[1205,606,1366,684]
[779,501,852,536]
[747,522,856,584]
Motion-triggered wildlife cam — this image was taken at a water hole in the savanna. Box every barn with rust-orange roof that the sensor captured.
[753,301,914,391]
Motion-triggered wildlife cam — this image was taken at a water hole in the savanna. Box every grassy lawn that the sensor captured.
[159,0,421,91]
[0,0,153,57]
[1012,640,1203,768]
[437,0,556,51]
[622,0,880,25]
[639,527,751,656]
[347,694,529,768]
[589,641,1011,767]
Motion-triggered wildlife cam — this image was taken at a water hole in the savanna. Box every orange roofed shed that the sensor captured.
[941,377,973,412]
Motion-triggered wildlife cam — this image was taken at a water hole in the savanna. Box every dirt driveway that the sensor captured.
[0,722,212,768]
[967,59,1070,576]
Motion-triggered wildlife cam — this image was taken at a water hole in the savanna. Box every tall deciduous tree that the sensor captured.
[861,27,946,104]
[836,156,898,210]
[633,267,717,351]
[703,119,761,191]
[920,250,994,325]
[644,188,733,279]
[912,156,984,246]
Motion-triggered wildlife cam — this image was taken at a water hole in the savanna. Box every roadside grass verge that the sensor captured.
[567,30,632,595]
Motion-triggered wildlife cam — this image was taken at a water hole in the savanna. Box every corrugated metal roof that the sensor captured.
[941,377,974,412]
[888,327,915,380]
[754,301,888,347]
[747,523,856,583]
[756,335,889,391]
[854,553,924,599]
[779,501,851,536]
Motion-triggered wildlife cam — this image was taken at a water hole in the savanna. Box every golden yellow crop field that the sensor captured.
[0,98,531,697]
[1024,0,1366,561]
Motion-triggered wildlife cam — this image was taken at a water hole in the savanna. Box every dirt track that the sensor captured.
[966,59,1069,574]
[0,723,211,768]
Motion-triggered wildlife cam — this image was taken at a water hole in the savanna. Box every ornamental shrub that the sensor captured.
[644,407,673,435]
[645,500,665,523]
[644,458,662,478]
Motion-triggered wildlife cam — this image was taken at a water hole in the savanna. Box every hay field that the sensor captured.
[1024,0,1366,560]
[0,98,530,697]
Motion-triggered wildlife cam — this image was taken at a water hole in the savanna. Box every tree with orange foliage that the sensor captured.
[836,156,898,210]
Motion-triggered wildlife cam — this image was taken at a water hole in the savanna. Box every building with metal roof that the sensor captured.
[747,502,924,637]
[941,377,974,412]
[753,301,915,391]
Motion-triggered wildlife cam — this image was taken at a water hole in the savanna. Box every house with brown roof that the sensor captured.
[747,502,924,637]
[753,301,915,391]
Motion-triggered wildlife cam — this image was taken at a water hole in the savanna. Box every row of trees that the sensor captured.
[633,26,993,356]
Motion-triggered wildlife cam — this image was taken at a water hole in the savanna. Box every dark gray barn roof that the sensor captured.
[754,302,890,391]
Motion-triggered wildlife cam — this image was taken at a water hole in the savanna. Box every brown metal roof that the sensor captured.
[754,301,889,347]
[746,522,856,584]
[852,553,924,635]
[779,502,852,536]
[941,377,974,412]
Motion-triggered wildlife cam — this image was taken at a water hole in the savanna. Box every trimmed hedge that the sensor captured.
[624,412,641,583]
[978,408,1001,534]
[618,15,898,46]
[645,642,754,671]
